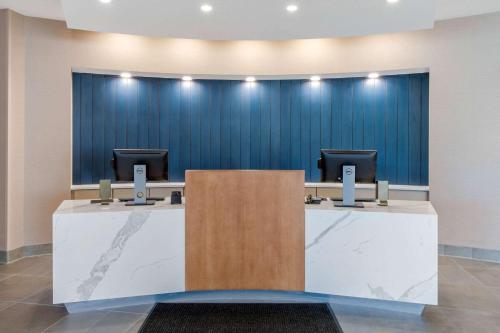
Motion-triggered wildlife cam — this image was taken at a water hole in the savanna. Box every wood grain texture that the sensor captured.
[185,170,305,291]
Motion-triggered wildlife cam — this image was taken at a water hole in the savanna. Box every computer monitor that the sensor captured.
[112,149,168,182]
[318,150,377,207]
[318,150,377,183]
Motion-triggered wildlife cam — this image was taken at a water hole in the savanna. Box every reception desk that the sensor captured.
[53,195,437,314]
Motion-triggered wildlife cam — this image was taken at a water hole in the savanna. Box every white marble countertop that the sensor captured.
[306,200,437,215]
[55,199,435,216]
[54,199,185,215]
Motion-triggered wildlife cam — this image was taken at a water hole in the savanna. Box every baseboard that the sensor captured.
[0,243,52,264]
[439,244,500,263]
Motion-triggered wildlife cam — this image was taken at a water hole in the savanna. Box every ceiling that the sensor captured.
[0,0,499,40]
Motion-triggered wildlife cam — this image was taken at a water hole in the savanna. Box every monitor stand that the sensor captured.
[125,164,155,206]
[334,165,364,208]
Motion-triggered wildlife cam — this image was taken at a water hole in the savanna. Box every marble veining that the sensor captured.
[131,255,181,280]
[352,239,373,254]
[53,201,185,304]
[368,273,437,302]
[305,204,438,305]
[76,211,151,300]
[306,211,354,250]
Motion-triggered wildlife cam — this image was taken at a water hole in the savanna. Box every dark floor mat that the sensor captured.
[139,303,343,333]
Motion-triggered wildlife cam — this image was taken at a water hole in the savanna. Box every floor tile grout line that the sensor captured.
[40,313,68,333]
[85,311,144,332]
[11,272,53,279]
[443,254,500,265]
[451,258,491,287]
[17,300,65,308]
[0,274,14,283]
[436,303,500,315]
[0,301,17,313]
[16,283,54,305]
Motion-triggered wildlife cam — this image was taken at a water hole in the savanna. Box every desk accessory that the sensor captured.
[305,195,322,204]
[377,180,389,206]
[90,180,113,205]
[171,191,182,205]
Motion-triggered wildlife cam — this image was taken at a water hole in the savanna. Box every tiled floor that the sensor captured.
[1,255,500,332]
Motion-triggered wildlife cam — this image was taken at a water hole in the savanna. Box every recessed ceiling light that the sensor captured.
[201,4,213,12]
[120,72,132,79]
[310,76,321,82]
[182,76,193,81]
[387,0,399,4]
[246,77,256,82]
[368,73,380,79]
[286,4,299,13]
[99,0,112,3]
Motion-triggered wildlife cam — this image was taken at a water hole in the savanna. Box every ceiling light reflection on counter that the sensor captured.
[246,77,256,82]
[387,0,399,4]
[310,76,321,82]
[286,4,298,13]
[368,73,380,79]
[120,72,132,79]
[182,76,193,81]
[99,0,112,3]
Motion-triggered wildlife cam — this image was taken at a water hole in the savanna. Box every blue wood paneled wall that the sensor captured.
[72,73,429,184]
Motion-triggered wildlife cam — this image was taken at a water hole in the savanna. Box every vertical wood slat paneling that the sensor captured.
[289,81,301,170]
[220,81,231,169]
[420,74,430,185]
[300,81,311,179]
[280,81,291,170]
[190,82,201,170]
[352,78,364,150]
[397,75,410,184]
[167,80,181,181]
[103,77,116,180]
[374,79,386,181]
[270,81,281,170]
[73,73,429,185]
[200,82,211,169]
[72,73,81,185]
[210,81,222,170]
[92,75,105,183]
[385,76,398,184]
[80,74,93,185]
[310,81,321,181]
[409,74,422,185]
[137,78,149,149]
[260,81,271,169]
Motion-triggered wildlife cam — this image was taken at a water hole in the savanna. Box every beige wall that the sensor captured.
[5,10,500,251]
[0,10,26,251]
[0,10,8,250]
[7,10,25,251]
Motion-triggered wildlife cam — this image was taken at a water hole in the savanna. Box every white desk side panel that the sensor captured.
[305,205,438,305]
[53,205,185,304]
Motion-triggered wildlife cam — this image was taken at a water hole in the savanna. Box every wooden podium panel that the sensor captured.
[185,170,305,291]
